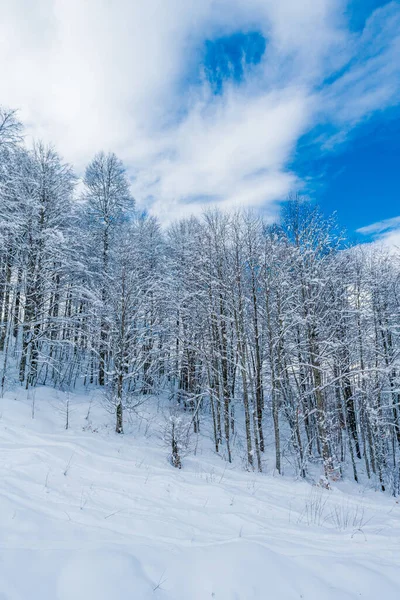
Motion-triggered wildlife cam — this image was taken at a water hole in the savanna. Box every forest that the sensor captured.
[1,105,399,493]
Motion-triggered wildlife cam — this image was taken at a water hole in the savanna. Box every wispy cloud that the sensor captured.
[319,3,400,138]
[357,214,400,250]
[358,215,400,235]
[1,0,399,222]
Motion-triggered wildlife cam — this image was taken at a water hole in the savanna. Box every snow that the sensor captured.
[1,388,400,599]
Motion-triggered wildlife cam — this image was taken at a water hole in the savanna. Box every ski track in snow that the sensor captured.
[0,389,399,599]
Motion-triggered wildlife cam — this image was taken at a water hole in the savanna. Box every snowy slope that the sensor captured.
[1,389,399,600]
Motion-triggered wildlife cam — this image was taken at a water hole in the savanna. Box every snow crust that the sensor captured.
[1,388,399,599]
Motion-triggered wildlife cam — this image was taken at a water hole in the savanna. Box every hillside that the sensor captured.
[1,389,399,600]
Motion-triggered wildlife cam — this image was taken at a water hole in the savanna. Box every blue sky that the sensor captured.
[298,0,400,243]
[347,0,391,31]
[198,0,399,243]
[1,0,399,242]
[295,105,400,242]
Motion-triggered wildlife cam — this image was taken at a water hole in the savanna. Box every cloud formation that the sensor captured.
[1,0,399,222]
[357,215,400,249]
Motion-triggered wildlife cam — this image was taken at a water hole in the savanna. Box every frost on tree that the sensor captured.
[1,105,400,492]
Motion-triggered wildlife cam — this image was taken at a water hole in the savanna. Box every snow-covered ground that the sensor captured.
[1,388,399,599]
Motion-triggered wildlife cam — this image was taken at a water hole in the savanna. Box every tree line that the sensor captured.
[1,106,399,491]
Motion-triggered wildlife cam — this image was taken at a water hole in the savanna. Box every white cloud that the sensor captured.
[321,4,400,124]
[0,0,399,223]
[379,230,400,251]
[357,215,400,252]
[358,216,400,236]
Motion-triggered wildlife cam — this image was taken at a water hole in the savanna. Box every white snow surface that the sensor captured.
[0,388,399,599]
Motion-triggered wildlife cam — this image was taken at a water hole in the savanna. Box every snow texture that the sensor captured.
[1,388,399,599]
